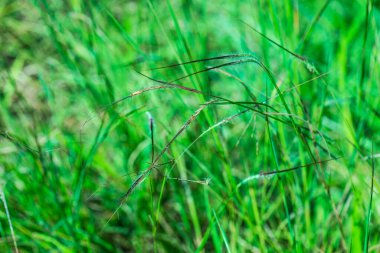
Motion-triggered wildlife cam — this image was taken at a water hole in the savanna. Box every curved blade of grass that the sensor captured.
[149,53,255,71]
[237,157,341,187]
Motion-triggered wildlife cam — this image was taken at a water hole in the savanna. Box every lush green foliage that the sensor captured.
[1,0,379,252]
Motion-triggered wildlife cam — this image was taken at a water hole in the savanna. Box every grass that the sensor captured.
[0,0,379,252]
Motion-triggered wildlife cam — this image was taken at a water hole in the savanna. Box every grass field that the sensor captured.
[0,0,379,252]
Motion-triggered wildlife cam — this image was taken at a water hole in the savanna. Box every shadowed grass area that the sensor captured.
[0,0,379,252]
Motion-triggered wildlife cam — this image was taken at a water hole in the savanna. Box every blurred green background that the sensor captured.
[0,0,379,252]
